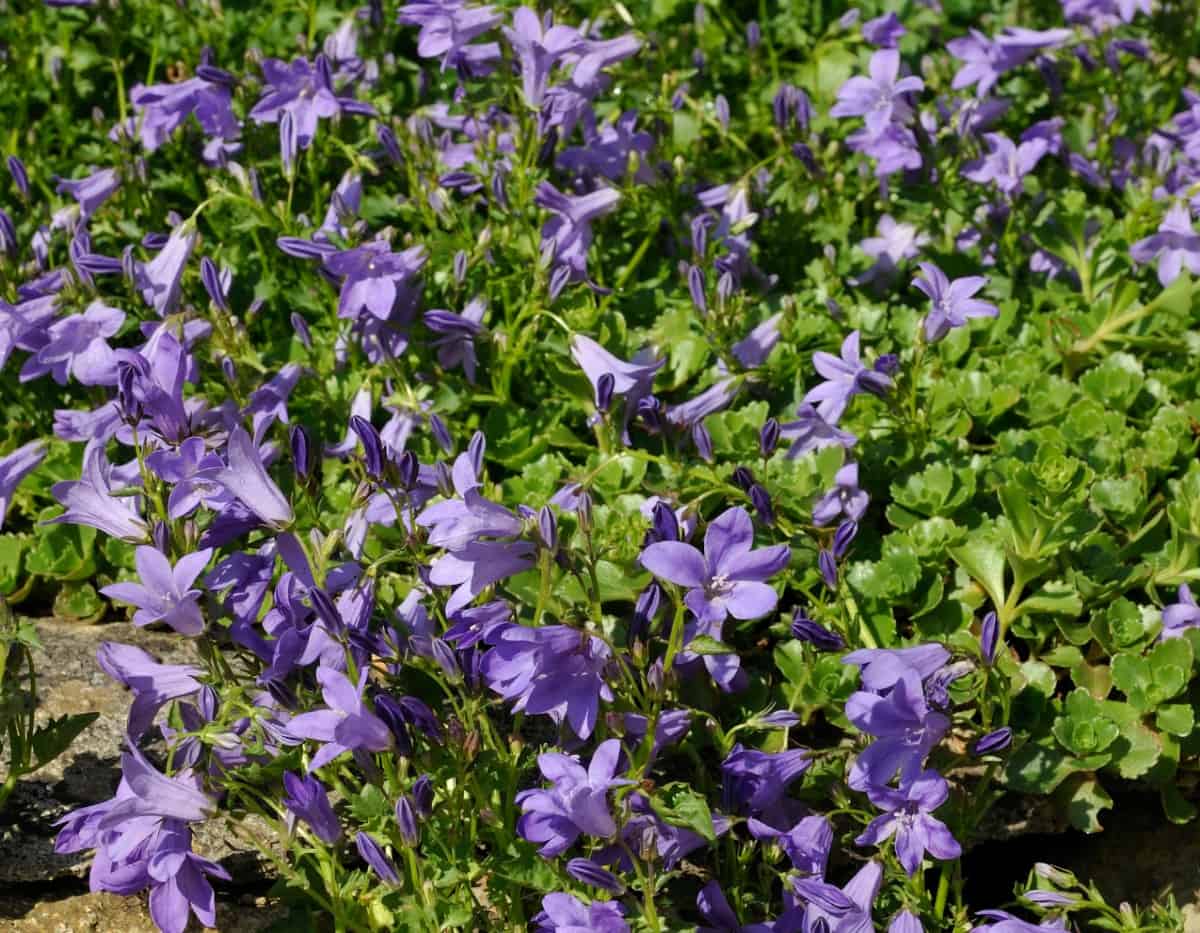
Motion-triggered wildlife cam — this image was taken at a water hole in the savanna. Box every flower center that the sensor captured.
[706,574,735,599]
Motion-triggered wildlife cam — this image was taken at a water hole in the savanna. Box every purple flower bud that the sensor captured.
[350,415,385,479]
[490,171,509,209]
[152,521,171,554]
[412,775,434,818]
[791,611,845,651]
[651,501,679,543]
[980,610,999,665]
[715,95,730,132]
[972,727,1012,756]
[637,395,663,432]
[280,111,298,177]
[818,550,837,589]
[395,795,419,846]
[760,710,801,729]
[793,142,819,174]
[221,356,237,384]
[1035,864,1076,886]
[277,236,335,260]
[196,63,237,87]
[434,461,454,497]
[377,124,403,164]
[746,21,761,49]
[467,431,485,476]
[773,84,793,130]
[691,216,709,258]
[687,263,707,314]
[717,270,736,303]
[429,414,453,454]
[0,210,16,258]
[453,249,468,283]
[290,313,312,350]
[631,582,662,642]
[595,372,615,413]
[566,858,624,894]
[731,466,755,491]
[760,418,780,457]
[117,363,142,422]
[7,156,29,199]
[692,49,706,71]
[537,506,557,552]
[430,637,461,680]
[397,450,420,490]
[577,491,593,531]
[874,353,899,376]
[693,422,714,463]
[832,520,857,559]
[199,257,229,312]
[355,832,400,884]
[749,484,774,525]
[290,426,312,480]
[671,87,687,111]
[537,128,558,166]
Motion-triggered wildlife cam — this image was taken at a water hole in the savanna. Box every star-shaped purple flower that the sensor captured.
[913,262,999,343]
[102,546,214,636]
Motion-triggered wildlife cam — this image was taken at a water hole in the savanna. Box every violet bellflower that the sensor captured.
[912,262,999,343]
[516,739,632,856]
[324,241,429,321]
[830,49,923,137]
[845,668,950,790]
[285,666,394,771]
[428,539,536,614]
[961,133,1048,197]
[1161,584,1200,640]
[425,297,486,382]
[534,893,630,933]
[249,55,373,151]
[19,300,124,386]
[536,182,620,297]
[213,425,294,529]
[780,403,857,460]
[570,334,664,444]
[842,643,950,692]
[134,222,198,317]
[481,623,613,738]
[55,168,121,220]
[282,771,342,844]
[856,769,961,875]
[1129,202,1200,287]
[639,506,790,625]
[803,331,892,423]
[793,860,883,933]
[0,440,46,529]
[48,440,149,542]
[101,546,213,636]
[97,641,202,739]
[812,463,869,526]
[503,7,581,107]
[855,215,929,286]
[128,73,239,151]
[397,1,504,76]
[721,743,811,819]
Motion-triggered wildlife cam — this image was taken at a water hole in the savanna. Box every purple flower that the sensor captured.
[803,332,892,423]
[101,546,213,636]
[516,739,631,856]
[97,641,202,739]
[536,183,620,296]
[398,2,504,76]
[830,50,923,136]
[972,910,1069,932]
[135,223,198,317]
[913,262,999,343]
[949,28,1072,98]
[146,438,229,520]
[566,858,623,894]
[780,403,857,460]
[0,440,45,529]
[48,441,149,542]
[962,133,1048,197]
[792,611,845,651]
[813,463,869,526]
[425,297,486,382]
[731,313,783,369]
[20,300,124,386]
[855,215,929,286]
[55,168,120,219]
[721,743,810,818]
[843,644,950,692]
[355,831,400,884]
[793,860,882,933]
[503,7,580,106]
[213,425,294,529]
[862,13,905,49]
[286,666,394,771]
[845,669,950,790]
[428,539,535,614]
[534,893,630,933]
[890,910,924,933]
[697,881,774,933]
[1130,203,1200,287]
[856,769,961,875]
[1161,584,1200,640]
[570,334,664,443]
[129,74,238,151]
[249,56,372,150]
[980,611,1000,663]
[282,772,342,844]
[481,624,613,738]
[640,506,789,625]
[322,241,428,323]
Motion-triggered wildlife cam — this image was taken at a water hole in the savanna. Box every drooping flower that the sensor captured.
[425,297,486,382]
[0,440,46,529]
[47,440,149,542]
[282,771,342,844]
[912,262,999,343]
[856,769,961,875]
[793,860,883,933]
[721,744,811,818]
[55,168,121,219]
[516,739,631,856]
[128,73,239,152]
[1130,202,1200,287]
[135,223,197,317]
[570,334,664,443]
[324,242,429,321]
[640,506,790,625]
[481,623,613,738]
[101,546,213,636]
[97,641,202,739]
[19,301,124,386]
[536,183,620,296]
[843,643,950,692]
[862,13,905,49]
[213,425,294,529]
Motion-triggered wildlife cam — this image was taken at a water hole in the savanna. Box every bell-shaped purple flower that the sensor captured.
[101,546,213,636]
[856,769,961,875]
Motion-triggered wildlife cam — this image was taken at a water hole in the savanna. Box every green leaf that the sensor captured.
[949,536,1006,608]
[31,712,98,769]
[1004,738,1107,794]
[652,782,716,842]
[687,635,733,656]
[1156,704,1194,738]
[1056,773,1112,834]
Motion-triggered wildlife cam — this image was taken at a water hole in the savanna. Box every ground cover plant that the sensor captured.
[1,0,1200,929]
